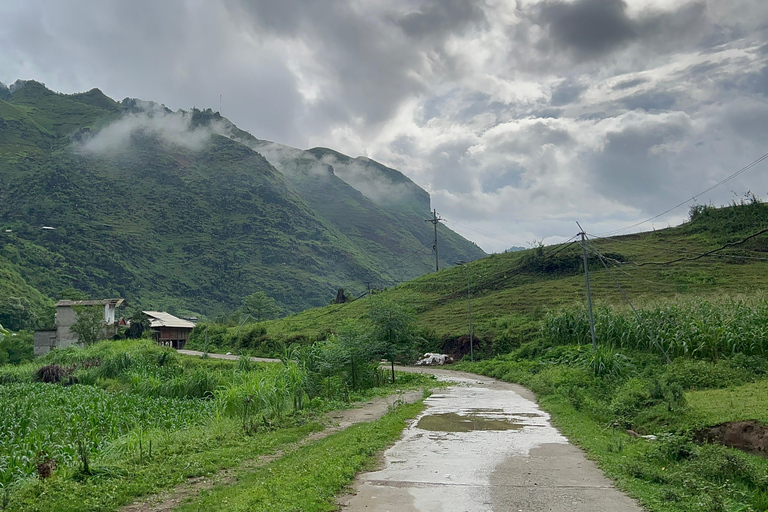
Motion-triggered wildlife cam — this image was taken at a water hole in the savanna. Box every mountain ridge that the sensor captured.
[0,80,485,325]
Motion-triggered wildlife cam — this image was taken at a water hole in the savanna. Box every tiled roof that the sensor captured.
[143,311,196,329]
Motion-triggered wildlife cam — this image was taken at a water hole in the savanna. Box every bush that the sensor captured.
[610,378,686,429]
[232,324,268,350]
[186,323,228,351]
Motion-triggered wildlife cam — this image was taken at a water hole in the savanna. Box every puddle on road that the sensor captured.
[416,413,522,432]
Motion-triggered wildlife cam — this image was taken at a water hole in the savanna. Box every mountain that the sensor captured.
[0,81,485,324]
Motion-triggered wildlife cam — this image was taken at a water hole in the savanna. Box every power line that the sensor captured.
[597,151,768,236]
[624,227,768,267]
[586,237,671,362]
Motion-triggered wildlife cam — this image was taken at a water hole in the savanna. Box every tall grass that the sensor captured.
[543,296,768,359]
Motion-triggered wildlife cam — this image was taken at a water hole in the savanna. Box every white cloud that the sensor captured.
[2,0,767,253]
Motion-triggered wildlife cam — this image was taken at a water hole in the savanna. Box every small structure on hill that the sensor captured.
[143,311,195,349]
[34,299,124,356]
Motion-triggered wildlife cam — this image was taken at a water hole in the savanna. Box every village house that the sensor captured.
[143,311,195,349]
[34,298,124,356]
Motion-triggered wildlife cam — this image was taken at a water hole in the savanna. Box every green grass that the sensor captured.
[687,379,768,426]
[177,401,424,512]
[4,419,322,512]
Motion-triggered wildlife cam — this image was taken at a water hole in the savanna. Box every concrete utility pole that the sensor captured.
[425,209,443,272]
[456,261,474,362]
[577,223,597,352]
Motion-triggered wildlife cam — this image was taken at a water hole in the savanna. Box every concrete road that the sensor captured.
[340,369,644,512]
[176,349,280,363]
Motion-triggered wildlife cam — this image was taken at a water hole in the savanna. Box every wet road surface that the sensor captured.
[340,369,644,512]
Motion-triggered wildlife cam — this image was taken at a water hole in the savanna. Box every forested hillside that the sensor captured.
[0,80,485,326]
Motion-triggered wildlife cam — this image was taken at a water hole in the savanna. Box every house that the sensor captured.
[34,298,124,356]
[143,311,195,349]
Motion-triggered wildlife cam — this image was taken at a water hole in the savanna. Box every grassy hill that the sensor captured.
[256,198,768,353]
[0,81,485,325]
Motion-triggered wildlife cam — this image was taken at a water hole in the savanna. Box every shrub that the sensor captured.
[661,358,750,390]
[34,364,68,383]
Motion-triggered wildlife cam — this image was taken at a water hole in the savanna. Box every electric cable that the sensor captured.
[597,151,768,236]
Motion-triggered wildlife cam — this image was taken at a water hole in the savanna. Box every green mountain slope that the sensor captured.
[249,140,484,284]
[0,81,485,323]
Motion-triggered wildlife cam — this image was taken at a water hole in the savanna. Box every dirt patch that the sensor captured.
[439,335,484,360]
[696,420,768,456]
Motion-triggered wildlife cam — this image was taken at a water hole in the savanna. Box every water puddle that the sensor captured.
[416,413,522,432]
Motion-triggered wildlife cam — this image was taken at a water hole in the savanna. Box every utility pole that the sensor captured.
[456,261,474,362]
[577,222,597,352]
[425,209,443,272]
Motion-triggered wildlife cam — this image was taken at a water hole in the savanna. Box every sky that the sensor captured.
[1,0,767,253]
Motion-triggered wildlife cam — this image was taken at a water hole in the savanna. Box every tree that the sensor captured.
[0,296,37,331]
[126,311,151,339]
[368,296,421,383]
[71,305,105,345]
[241,292,281,322]
[59,288,89,300]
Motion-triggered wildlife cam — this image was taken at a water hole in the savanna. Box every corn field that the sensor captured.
[0,333,399,491]
[0,383,215,487]
[542,296,768,360]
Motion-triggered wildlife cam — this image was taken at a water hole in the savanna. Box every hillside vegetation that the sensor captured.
[246,198,768,356]
[0,80,484,325]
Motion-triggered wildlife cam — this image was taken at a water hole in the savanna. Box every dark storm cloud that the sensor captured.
[537,0,637,58]
[621,90,678,112]
[613,77,648,90]
[481,162,525,193]
[550,79,586,106]
[396,0,487,38]
[534,0,709,61]
[222,0,485,132]
[588,114,693,208]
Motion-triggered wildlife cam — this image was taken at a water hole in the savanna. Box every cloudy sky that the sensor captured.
[2,0,767,252]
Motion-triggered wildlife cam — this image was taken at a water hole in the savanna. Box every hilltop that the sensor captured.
[0,81,484,325]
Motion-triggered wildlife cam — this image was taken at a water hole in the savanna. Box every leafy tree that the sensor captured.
[60,288,89,300]
[0,324,8,365]
[0,296,37,331]
[336,320,381,390]
[126,311,151,339]
[0,330,33,365]
[71,305,105,345]
[368,296,421,383]
[241,292,281,322]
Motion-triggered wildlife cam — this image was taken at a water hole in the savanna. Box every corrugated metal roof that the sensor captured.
[56,299,124,307]
[143,311,196,329]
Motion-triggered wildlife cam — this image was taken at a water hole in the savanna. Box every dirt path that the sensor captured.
[120,389,424,512]
[339,367,645,512]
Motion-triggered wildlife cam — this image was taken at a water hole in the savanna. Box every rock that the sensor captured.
[415,353,455,366]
